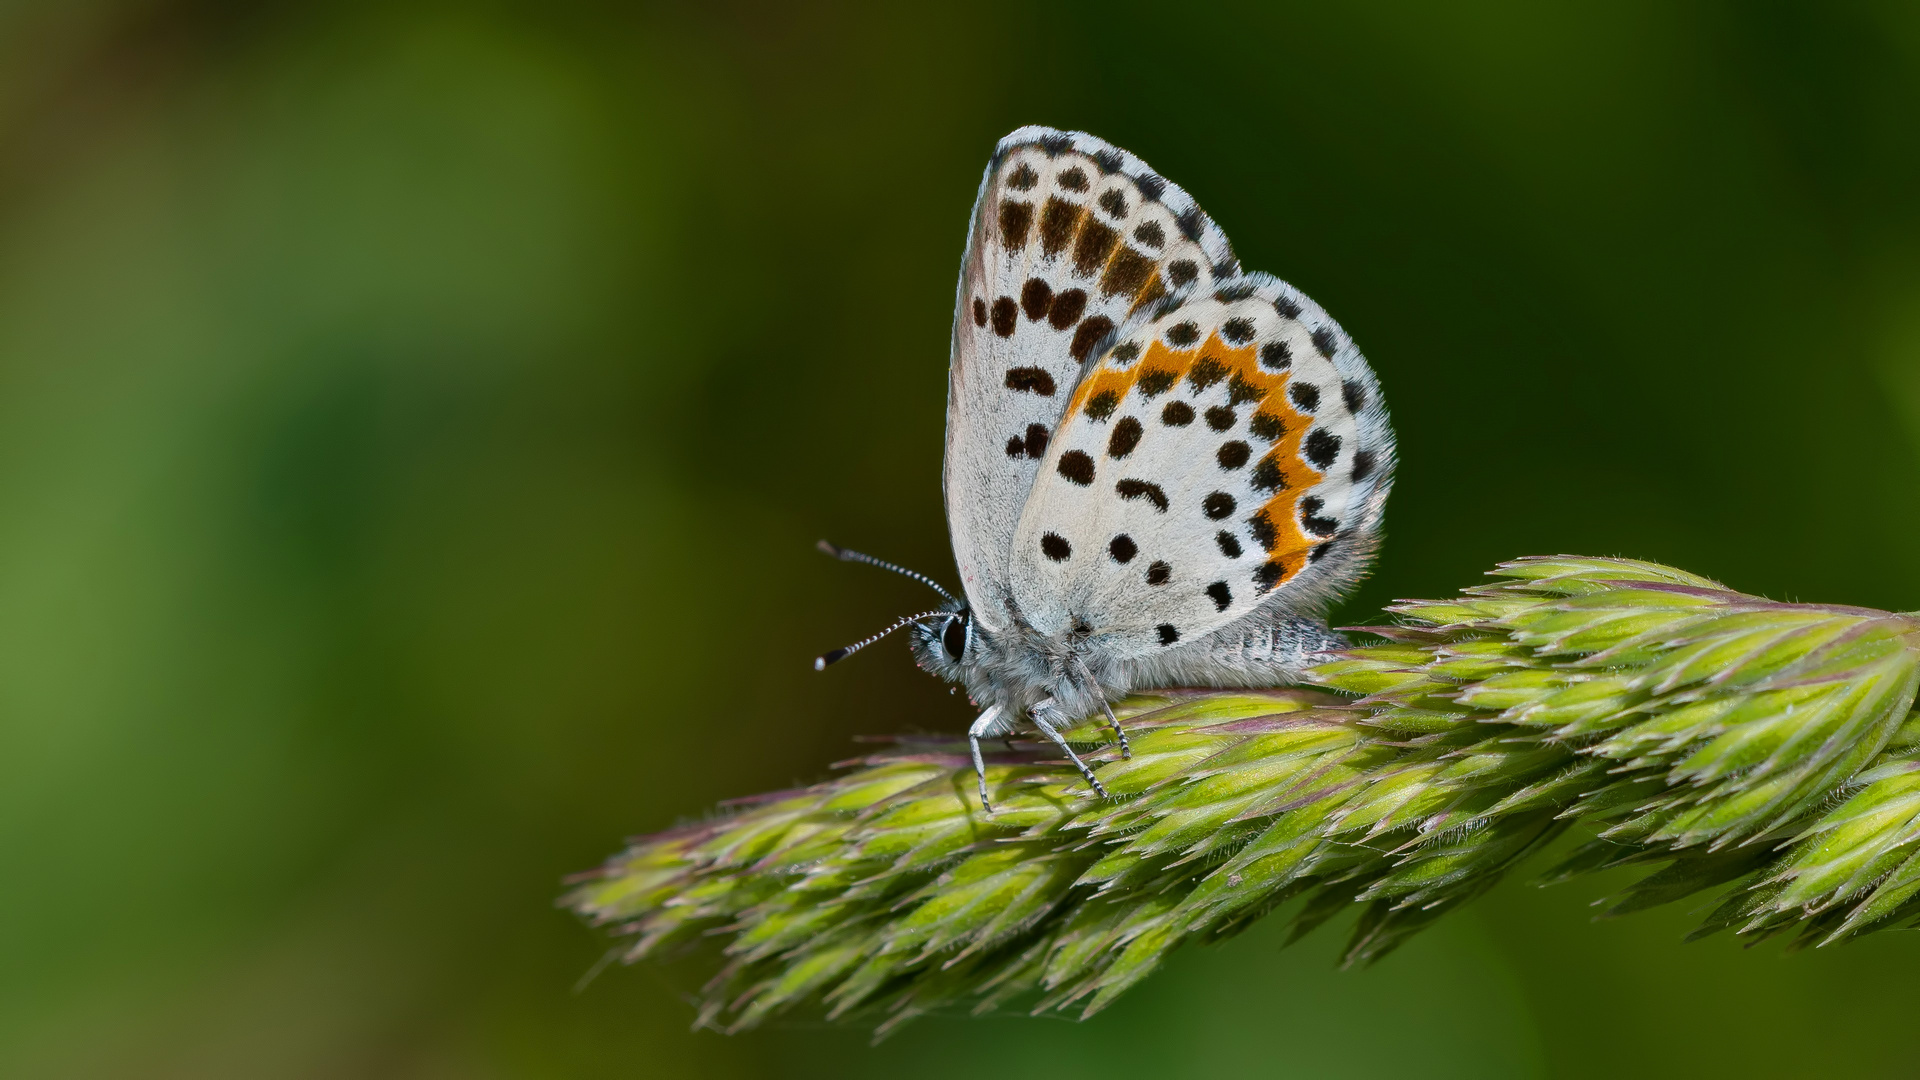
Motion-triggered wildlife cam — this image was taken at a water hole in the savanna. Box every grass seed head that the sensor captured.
[564,558,1920,1034]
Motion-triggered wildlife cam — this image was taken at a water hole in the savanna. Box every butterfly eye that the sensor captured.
[942,613,969,662]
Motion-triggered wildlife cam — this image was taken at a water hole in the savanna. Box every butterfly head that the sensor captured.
[905,602,975,680]
[811,540,982,676]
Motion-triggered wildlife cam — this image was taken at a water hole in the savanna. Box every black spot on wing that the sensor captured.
[1253,559,1287,595]
[1311,327,1339,358]
[1353,449,1377,481]
[1289,382,1320,412]
[1205,405,1235,431]
[1037,133,1072,156]
[1005,366,1055,395]
[1161,401,1194,426]
[1134,174,1166,202]
[1203,492,1235,519]
[1109,534,1137,563]
[1085,390,1120,422]
[1248,510,1277,551]
[1228,374,1263,406]
[1221,317,1255,344]
[1217,441,1250,470]
[1005,422,1050,460]
[1250,454,1287,491]
[1092,149,1125,174]
[972,297,987,327]
[1175,206,1204,241]
[1110,341,1141,365]
[1167,260,1198,287]
[1008,163,1039,191]
[1250,411,1285,442]
[1021,278,1053,320]
[1107,416,1142,457]
[1304,429,1341,469]
[1188,357,1227,391]
[1260,341,1291,371]
[992,297,1018,337]
[1041,532,1071,560]
[1157,623,1180,645]
[1342,379,1367,413]
[1206,581,1232,611]
[1133,221,1165,248]
[1049,289,1087,330]
[1300,495,1338,537]
[1098,190,1127,218]
[1272,295,1302,319]
[1059,166,1089,191]
[1057,450,1095,485]
[1146,560,1171,585]
[1071,316,1114,361]
[1216,531,1242,559]
[1166,322,1200,347]
[1116,479,1169,512]
[1137,369,1176,397]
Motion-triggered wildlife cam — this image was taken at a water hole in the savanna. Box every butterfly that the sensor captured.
[817,126,1396,811]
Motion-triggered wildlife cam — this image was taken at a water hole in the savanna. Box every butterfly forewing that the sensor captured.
[945,127,1239,630]
[1008,273,1395,653]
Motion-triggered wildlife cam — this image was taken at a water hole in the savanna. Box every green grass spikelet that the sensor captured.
[566,557,1920,1035]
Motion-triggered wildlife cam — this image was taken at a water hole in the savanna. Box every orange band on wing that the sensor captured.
[1065,332,1323,590]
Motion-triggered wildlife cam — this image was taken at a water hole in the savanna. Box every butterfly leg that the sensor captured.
[967,704,1005,813]
[1097,699,1132,760]
[1070,658,1131,761]
[1031,701,1111,799]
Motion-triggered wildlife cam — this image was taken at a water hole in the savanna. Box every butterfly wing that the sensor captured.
[945,127,1240,631]
[1008,273,1395,653]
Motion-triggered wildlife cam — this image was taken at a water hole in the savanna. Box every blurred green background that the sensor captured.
[5,1,1920,1076]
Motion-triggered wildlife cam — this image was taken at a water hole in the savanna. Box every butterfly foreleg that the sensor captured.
[1069,656,1132,762]
[1030,700,1111,799]
[1099,700,1131,761]
[967,704,1007,813]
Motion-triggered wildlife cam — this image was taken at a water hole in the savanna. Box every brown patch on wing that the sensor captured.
[998,200,1033,249]
[1128,274,1168,316]
[1039,197,1082,257]
[989,158,1185,317]
[1100,247,1156,298]
[1073,219,1119,276]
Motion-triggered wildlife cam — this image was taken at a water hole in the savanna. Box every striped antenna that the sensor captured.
[814,609,953,671]
[817,540,957,604]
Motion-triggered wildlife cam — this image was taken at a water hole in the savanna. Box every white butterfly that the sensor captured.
[818,126,1396,810]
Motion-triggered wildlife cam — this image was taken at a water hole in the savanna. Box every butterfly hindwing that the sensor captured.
[1008,273,1395,653]
[945,127,1239,630]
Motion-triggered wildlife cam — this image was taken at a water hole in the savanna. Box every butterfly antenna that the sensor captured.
[813,609,952,671]
[817,540,958,604]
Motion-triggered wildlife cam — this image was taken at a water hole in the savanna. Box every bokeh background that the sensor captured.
[6,1,1920,1077]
